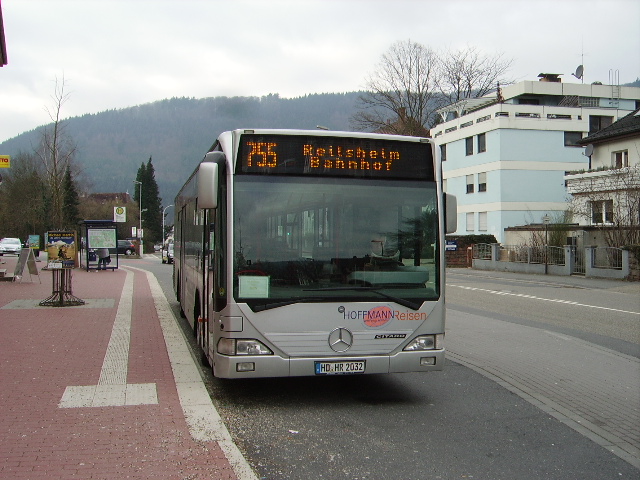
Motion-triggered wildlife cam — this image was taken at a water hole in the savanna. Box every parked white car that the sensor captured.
[0,237,22,255]
[161,242,174,264]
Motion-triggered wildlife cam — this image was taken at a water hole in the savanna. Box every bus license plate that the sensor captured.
[315,361,366,375]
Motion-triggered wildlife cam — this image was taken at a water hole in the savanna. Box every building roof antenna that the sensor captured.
[572,39,585,84]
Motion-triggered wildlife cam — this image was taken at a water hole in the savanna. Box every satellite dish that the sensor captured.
[572,65,584,79]
[584,144,594,156]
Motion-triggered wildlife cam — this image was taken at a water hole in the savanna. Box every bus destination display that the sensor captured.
[238,134,434,180]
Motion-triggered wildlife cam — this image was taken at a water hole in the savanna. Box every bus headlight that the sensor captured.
[236,339,273,355]
[403,334,443,351]
[217,338,273,356]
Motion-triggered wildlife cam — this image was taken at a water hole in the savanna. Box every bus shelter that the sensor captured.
[79,220,119,271]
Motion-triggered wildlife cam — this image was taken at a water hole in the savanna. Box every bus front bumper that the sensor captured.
[212,349,445,379]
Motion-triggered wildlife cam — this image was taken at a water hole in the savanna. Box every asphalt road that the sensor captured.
[446,269,640,355]
[142,256,639,480]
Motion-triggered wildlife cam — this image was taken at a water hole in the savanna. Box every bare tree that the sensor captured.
[352,41,513,135]
[35,76,77,229]
[351,40,438,135]
[436,45,513,105]
[523,211,574,248]
[568,165,640,247]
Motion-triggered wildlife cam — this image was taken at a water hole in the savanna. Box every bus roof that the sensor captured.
[209,128,432,153]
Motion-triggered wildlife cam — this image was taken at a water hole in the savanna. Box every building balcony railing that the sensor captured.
[433,103,618,139]
[565,165,640,194]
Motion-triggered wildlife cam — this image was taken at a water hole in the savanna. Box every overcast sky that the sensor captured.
[1,0,639,143]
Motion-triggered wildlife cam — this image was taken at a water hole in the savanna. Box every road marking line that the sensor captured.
[59,268,158,408]
[98,267,134,385]
[448,284,640,316]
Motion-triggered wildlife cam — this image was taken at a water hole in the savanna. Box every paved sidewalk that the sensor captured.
[446,309,640,469]
[0,256,256,479]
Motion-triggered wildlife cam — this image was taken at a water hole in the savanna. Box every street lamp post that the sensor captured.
[133,180,142,239]
[162,204,174,243]
[543,214,551,275]
[133,180,144,256]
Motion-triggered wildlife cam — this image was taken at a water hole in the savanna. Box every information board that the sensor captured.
[88,228,117,249]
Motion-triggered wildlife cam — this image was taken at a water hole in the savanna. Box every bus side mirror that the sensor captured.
[445,194,457,234]
[198,162,219,209]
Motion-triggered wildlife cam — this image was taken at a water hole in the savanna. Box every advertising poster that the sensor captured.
[28,234,40,250]
[46,231,77,269]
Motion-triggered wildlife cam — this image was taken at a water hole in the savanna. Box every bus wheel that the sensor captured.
[176,280,186,318]
[193,295,200,339]
[200,351,209,367]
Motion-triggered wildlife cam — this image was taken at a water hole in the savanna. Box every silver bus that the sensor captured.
[174,129,456,378]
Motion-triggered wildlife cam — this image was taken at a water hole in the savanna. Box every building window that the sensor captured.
[477,133,486,153]
[591,200,614,224]
[440,143,447,162]
[589,115,613,134]
[466,174,474,194]
[478,172,487,192]
[564,131,583,146]
[613,150,629,168]
[478,212,488,231]
[579,97,599,107]
[466,212,475,232]
[465,137,473,156]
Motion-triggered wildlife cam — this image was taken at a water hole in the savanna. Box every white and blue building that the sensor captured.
[432,75,640,243]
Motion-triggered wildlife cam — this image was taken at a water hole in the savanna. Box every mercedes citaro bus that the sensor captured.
[174,129,456,378]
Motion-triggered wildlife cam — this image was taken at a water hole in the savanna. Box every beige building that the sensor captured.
[564,108,640,247]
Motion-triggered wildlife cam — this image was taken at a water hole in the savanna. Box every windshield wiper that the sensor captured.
[305,287,422,311]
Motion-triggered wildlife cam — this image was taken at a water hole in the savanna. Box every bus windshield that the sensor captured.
[233,176,440,310]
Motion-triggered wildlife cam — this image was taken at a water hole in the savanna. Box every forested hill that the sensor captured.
[0,92,362,204]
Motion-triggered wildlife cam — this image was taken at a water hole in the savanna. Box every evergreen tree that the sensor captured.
[0,151,50,240]
[143,156,163,244]
[134,157,162,247]
[62,165,81,229]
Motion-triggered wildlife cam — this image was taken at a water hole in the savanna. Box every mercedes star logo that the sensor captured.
[328,327,353,352]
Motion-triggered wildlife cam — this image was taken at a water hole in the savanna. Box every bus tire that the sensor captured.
[200,351,209,367]
[176,279,186,318]
[193,294,200,338]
